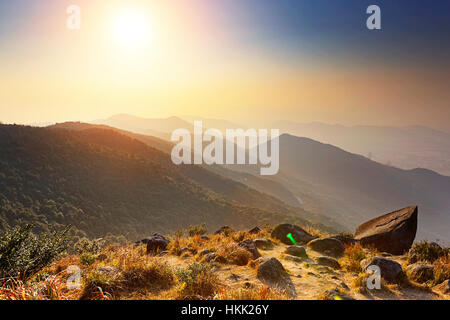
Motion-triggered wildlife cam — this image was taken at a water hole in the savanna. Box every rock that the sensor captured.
[282,254,303,263]
[135,238,151,246]
[355,206,418,255]
[256,257,297,298]
[285,245,307,258]
[200,235,210,241]
[238,239,261,259]
[406,263,434,283]
[203,253,227,264]
[248,226,262,234]
[307,238,345,258]
[146,233,170,254]
[316,256,341,269]
[214,226,234,235]
[254,238,274,250]
[271,224,316,245]
[199,249,212,257]
[433,280,450,295]
[361,257,403,282]
[330,235,357,246]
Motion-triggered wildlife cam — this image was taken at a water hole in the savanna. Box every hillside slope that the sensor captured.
[0,125,338,239]
[230,134,450,244]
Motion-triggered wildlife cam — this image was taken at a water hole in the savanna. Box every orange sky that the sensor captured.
[0,0,449,131]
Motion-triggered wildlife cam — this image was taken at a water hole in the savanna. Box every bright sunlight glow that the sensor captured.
[111,9,154,50]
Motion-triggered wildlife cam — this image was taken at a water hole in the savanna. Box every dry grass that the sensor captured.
[433,254,450,286]
[214,285,291,300]
[340,243,369,273]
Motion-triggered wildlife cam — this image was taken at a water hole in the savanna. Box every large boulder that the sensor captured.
[146,233,170,254]
[256,257,296,298]
[238,239,261,259]
[271,224,316,245]
[361,257,403,283]
[355,206,418,255]
[307,238,345,258]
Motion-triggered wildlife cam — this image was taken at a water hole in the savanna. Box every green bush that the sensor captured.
[0,224,70,282]
[79,252,98,266]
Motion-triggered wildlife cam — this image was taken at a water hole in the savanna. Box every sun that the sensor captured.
[111,9,154,50]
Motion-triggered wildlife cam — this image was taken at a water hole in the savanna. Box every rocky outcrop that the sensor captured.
[146,233,170,254]
[271,224,316,245]
[307,238,345,258]
[238,239,261,259]
[406,263,434,283]
[355,206,418,255]
[316,256,341,269]
[256,257,296,298]
[361,257,403,282]
[285,246,307,258]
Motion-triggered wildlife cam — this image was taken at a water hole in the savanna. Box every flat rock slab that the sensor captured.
[355,206,418,255]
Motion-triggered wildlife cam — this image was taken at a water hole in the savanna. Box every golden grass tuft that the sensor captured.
[214,285,290,300]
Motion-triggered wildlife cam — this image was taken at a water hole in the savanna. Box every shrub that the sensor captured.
[187,224,207,237]
[339,243,367,273]
[0,224,70,282]
[408,241,445,264]
[216,243,251,266]
[79,253,98,266]
[74,237,104,255]
[121,258,174,290]
[175,263,219,298]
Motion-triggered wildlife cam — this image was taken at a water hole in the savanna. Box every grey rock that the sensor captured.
[256,257,297,298]
[254,238,274,250]
[361,256,403,282]
[406,263,434,283]
[307,238,345,258]
[249,226,262,234]
[316,256,341,269]
[238,239,261,259]
[285,245,307,258]
[146,233,170,254]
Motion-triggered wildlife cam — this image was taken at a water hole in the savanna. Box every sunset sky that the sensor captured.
[0,0,449,130]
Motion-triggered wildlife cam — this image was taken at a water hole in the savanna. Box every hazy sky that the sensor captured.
[0,0,449,130]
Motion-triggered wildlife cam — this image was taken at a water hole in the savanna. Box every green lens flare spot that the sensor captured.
[286,233,296,245]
